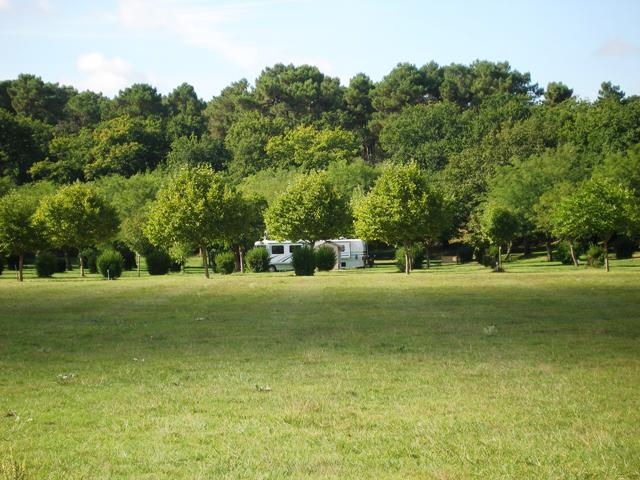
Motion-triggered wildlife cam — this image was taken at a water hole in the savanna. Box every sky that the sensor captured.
[1,0,639,101]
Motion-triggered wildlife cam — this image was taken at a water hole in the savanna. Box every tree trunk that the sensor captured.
[425,245,431,269]
[604,238,610,272]
[498,245,502,270]
[569,241,579,267]
[545,239,553,262]
[239,247,245,273]
[79,254,85,277]
[64,250,71,271]
[504,242,512,262]
[202,246,210,278]
[523,237,531,257]
[18,253,24,282]
[136,252,141,277]
[404,242,411,275]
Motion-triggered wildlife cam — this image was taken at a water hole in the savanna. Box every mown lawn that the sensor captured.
[1,257,639,479]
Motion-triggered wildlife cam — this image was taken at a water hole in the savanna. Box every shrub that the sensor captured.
[395,245,425,272]
[554,241,581,264]
[97,249,124,279]
[0,256,4,275]
[481,246,499,268]
[80,248,98,274]
[35,252,57,278]
[456,244,474,263]
[54,256,67,273]
[113,242,136,270]
[215,251,236,275]
[315,245,337,271]
[613,236,637,259]
[245,247,270,273]
[146,250,171,275]
[292,245,316,276]
[586,243,605,268]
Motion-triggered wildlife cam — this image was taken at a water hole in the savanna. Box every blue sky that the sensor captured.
[1,0,639,101]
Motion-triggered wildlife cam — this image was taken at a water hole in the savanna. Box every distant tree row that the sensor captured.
[1,61,639,276]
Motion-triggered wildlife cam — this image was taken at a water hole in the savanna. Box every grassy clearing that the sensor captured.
[1,256,639,479]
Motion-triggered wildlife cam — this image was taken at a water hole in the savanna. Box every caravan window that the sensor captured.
[289,245,302,253]
[271,245,284,254]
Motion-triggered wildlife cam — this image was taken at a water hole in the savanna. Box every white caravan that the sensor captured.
[254,238,368,271]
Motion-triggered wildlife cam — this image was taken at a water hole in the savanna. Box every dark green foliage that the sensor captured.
[456,245,474,263]
[170,261,182,273]
[482,246,499,268]
[35,252,57,278]
[554,241,576,265]
[291,246,316,276]
[245,247,270,273]
[80,248,98,274]
[112,242,136,270]
[395,245,425,272]
[613,236,637,259]
[97,249,124,279]
[215,252,236,275]
[315,245,337,271]
[586,243,605,268]
[0,256,4,275]
[55,256,66,273]
[146,250,171,276]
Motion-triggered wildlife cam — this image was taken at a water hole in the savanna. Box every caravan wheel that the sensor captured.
[268,265,277,272]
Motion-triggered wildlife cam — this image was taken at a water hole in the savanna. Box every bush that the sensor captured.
[586,243,605,268]
[80,248,98,274]
[315,245,337,271]
[112,242,136,270]
[481,246,499,268]
[0,256,4,275]
[395,245,425,272]
[292,245,316,276]
[35,252,57,278]
[215,251,236,275]
[554,241,581,265]
[613,236,637,259]
[456,244,474,263]
[146,250,171,275]
[54,256,67,273]
[245,247,270,273]
[97,249,124,279]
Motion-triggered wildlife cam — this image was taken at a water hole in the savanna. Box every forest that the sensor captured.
[0,60,639,279]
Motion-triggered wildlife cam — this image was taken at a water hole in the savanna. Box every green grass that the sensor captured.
[1,255,640,479]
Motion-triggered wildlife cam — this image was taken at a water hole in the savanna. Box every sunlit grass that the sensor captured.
[1,254,639,478]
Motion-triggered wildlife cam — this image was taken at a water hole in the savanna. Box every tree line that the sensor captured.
[0,60,639,278]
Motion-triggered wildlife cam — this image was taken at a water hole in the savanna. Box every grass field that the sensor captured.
[1,256,640,479]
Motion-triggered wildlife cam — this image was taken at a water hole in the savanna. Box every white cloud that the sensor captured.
[36,0,53,14]
[0,0,11,11]
[115,0,331,73]
[76,52,139,96]
[595,39,640,58]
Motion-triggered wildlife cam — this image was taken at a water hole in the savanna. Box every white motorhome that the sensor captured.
[254,238,368,271]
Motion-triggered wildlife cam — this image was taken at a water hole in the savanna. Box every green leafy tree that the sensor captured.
[551,179,635,271]
[224,111,286,177]
[254,63,344,125]
[112,83,165,118]
[265,125,359,170]
[544,82,573,105]
[7,73,75,124]
[87,115,166,178]
[61,90,109,133]
[33,183,119,277]
[379,102,466,171]
[0,190,43,281]
[29,129,93,183]
[264,171,350,243]
[204,79,256,139]
[144,164,236,278]
[353,163,445,274]
[480,206,519,270]
[222,195,267,272]
[164,83,206,141]
[166,134,229,171]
